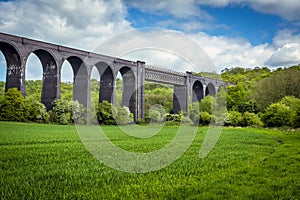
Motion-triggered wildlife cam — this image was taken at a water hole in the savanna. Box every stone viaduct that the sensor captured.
[0,32,227,121]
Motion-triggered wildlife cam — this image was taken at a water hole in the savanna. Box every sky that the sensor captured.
[0,0,299,81]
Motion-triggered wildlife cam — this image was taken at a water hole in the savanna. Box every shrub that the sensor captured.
[262,103,296,127]
[114,106,134,125]
[0,88,26,122]
[279,96,300,127]
[96,101,116,125]
[50,99,71,125]
[199,111,211,126]
[225,111,243,126]
[199,95,217,114]
[148,104,166,123]
[25,100,49,123]
[242,112,263,127]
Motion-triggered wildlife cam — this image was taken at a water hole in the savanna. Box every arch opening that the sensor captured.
[94,62,114,105]
[30,49,58,110]
[205,83,216,96]
[0,42,23,93]
[118,66,136,115]
[60,60,73,102]
[0,51,6,96]
[25,53,43,101]
[63,56,89,107]
[192,80,204,102]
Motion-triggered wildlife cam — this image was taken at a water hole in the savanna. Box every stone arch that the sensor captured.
[30,49,59,110]
[0,41,23,93]
[62,56,89,107]
[192,80,204,102]
[118,66,136,114]
[205,83,216,96]
[94,61,114,104]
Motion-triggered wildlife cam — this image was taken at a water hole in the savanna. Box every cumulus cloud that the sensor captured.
[0,0,130,50]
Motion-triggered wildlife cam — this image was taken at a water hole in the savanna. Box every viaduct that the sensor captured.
[0,32,227,121]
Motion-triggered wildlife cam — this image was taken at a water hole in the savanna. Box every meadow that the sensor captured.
[0,121,299,199]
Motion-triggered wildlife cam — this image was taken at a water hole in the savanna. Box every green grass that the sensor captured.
[0,122,299,199]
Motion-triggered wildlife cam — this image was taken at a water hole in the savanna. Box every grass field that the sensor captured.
[0,121,299,199]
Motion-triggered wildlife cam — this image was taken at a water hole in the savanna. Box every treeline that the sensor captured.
[221,65,300,128]
[0,65,299,127]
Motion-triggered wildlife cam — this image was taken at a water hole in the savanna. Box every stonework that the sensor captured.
[0,32,228,121]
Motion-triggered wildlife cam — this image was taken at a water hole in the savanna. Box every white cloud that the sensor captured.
[0,0,130,50]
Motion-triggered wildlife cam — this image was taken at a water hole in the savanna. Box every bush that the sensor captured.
[199,95,217,114]
[114,106,134,125]
[225,111,243,126]
[96,101,116,125]
[242,112,263,127]
[0,88,26,122]
[199,111,211,126]
[262,103,296,127]
[279,96,300,127]
[25,100,49,123]
[97,101,133,125]
[148,104,166,123]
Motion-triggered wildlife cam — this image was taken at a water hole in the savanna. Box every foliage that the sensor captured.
[97,100,133,125]
[96,100,116,125]
[261,103,296,127]
[188,102,200,125]
[242,111,263,127]
[198,95,217,114]
[50,99,85,125]
[225,111,243,126]
[114,106,134,125]
[0,88,25,121]
[252,68,300,110]
[199,111,211,126]
[25,99,49,123]
[279,96,300,127]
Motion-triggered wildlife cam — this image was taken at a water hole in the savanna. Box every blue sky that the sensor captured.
[0,0,300,81]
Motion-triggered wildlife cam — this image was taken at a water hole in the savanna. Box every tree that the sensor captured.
[50,99,72,125]
[226,84,246,111]
[199,95,217,114]
[252,68,300,110]
[0,88,25,121]
[97,101,116,125]
[262,103,295,127]
[279,96,300,127]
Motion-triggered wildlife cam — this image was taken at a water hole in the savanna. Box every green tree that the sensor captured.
[50,99,72,125]
[225,111,243,126]
[97,100,116,125]
[199,95,217,114]
[262,103,295,127]
[242,112,263,127]
[252,68,300,110]
[0,88,25,121]
[279,96,300,127]
[25,99,49,123]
